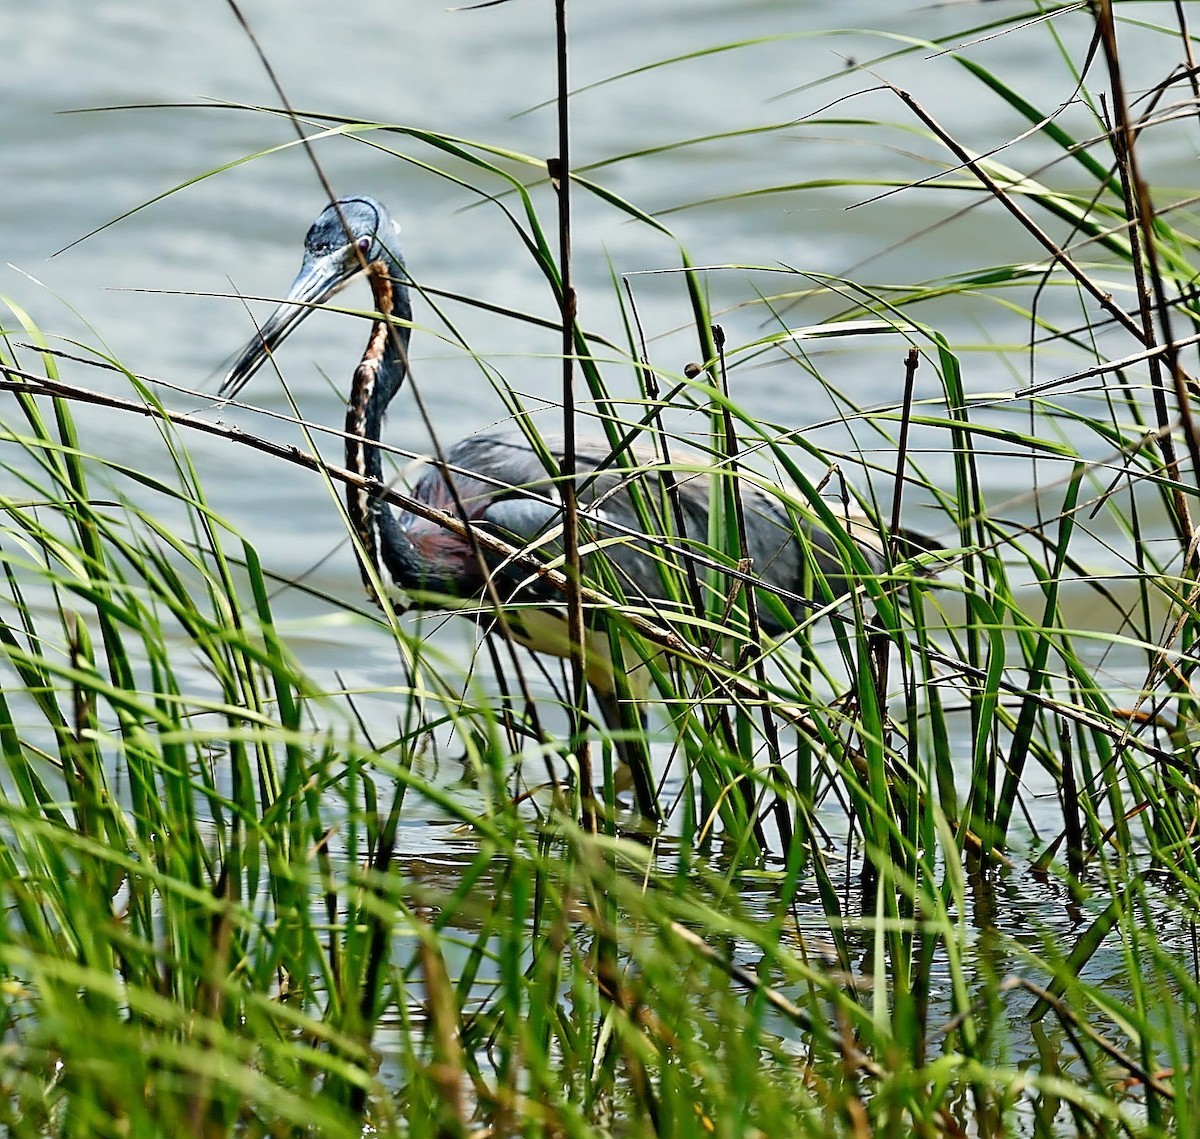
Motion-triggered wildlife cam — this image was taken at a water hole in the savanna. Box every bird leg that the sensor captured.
[588,624,659,821]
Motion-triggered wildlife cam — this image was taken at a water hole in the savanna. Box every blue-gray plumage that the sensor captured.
[221,197,903,812]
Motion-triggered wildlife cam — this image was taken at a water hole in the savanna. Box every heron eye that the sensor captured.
[357,236,371,255]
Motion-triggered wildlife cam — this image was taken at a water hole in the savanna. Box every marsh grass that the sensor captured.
[2,0,1200,1135]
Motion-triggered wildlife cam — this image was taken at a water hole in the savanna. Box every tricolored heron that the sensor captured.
[222,196,900,813]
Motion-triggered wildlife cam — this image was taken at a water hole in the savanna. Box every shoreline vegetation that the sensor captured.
[1,2,1199,1135]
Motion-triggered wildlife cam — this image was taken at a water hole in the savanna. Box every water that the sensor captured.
[6,3,1162,444]
[4,6,1177,502]
[1,0,1178,807]
[2,13,1180,738]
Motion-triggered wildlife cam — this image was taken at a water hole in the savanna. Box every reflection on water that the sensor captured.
[353,804,1169,1137]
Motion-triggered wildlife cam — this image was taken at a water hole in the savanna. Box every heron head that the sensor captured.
[220,196,406,397]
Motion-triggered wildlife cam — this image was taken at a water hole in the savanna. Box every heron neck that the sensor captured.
[346,256,412,593]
